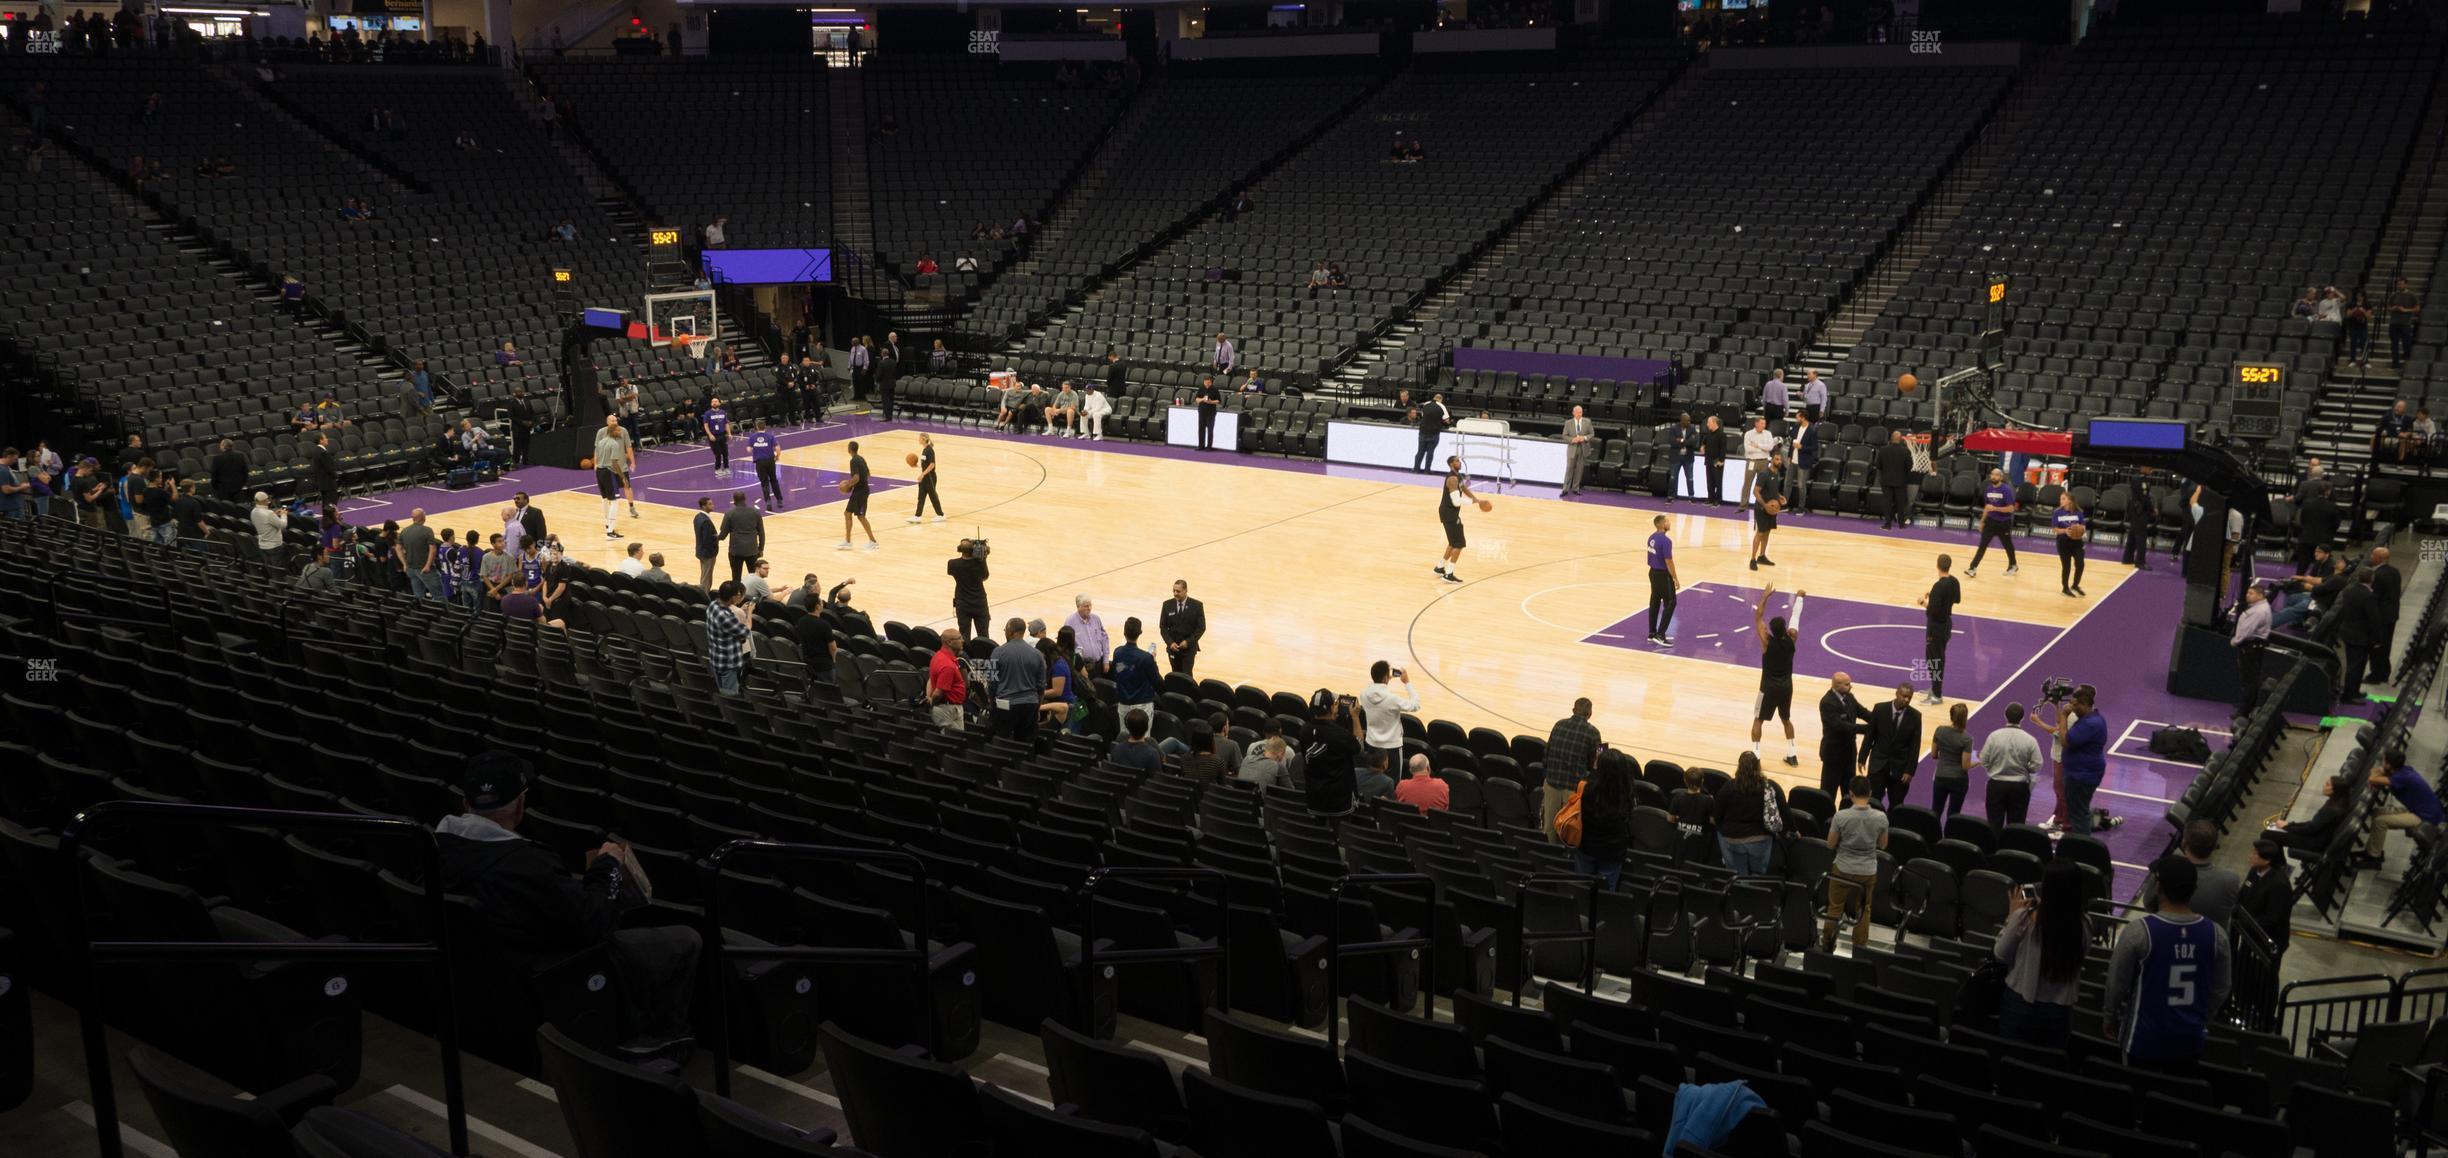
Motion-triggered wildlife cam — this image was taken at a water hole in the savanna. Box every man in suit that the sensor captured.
[1211,332,1237,377]
[512,490,547,549]
[1702,415,1727,505]
[2294,457,2327,506]
[1818,672,1872,800]
[1411,392,1452,473]
[1859,681,1924,811]
[1159,578,1206,677]
[209,438,250,502]
[1874,430,1916,529]
[2331,569,2379,704]
[1788,412,1820,514]
[874,333,901,421]
[1104,347,1128,399]
[691,496,720,590]
[719,491,765,584]
[1918,553,1961,705]
[307,432,340,508]
[2365,547,2403,685]
[1670,413,1700,504]
[2293,481,2342,574]
[2122,468,2157,570]
[1560,405,1596,497]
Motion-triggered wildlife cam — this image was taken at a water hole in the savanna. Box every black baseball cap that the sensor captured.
[1310,689,1339,713]
[455,752,532,811]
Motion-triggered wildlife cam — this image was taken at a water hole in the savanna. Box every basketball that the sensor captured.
[838,479,855,494]
[1477,499,1493,513]
[2067,524,2087,541]
[579,457,593,470]
[906,453,920,467]
[1897,373,1919,394]
[1764,497,1784,515]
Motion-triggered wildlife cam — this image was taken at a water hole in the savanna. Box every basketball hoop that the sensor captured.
[1905,432,1935,475]
[676,333,710,360]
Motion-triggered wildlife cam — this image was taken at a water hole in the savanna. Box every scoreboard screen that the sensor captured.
[648,227,682,262]
[2230,362,2285,439]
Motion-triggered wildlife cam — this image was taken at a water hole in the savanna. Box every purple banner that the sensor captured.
[1451,346,1675,387]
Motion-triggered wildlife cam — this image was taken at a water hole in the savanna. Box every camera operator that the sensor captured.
[947,538,991,640]
[1301,688,1366,822]
[2040,683,2108,836]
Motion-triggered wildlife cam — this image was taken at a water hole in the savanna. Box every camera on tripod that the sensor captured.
[2037,676,2077,705]
[959,538,990,559]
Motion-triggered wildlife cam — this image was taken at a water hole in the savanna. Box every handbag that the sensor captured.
[1958,956,2011,1023]
[1552,783,1586,846]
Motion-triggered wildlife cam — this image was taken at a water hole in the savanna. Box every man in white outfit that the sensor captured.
[1359,660,1421,779]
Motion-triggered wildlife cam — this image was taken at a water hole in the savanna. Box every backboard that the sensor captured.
[643,289,718,348]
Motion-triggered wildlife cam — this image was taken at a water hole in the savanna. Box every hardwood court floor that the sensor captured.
[415,427,2132,786]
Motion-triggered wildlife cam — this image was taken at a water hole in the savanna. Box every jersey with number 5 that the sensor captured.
[2122,913,2219,1062]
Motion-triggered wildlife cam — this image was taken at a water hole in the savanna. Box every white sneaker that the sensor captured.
[1921,693,1944,706]
[1092,434,1104,441]
[863,541,881,551]
[836,541,852,551]
[932,515,948,523]
[906,516,922,524]
[2004,564,2019,575]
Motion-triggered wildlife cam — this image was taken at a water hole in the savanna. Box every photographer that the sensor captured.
[1359,661,1420,777]
[948,539,991,641]
[1301,689,1366,821]
[1994,860,2086,1047]
[2043,683,2108,836]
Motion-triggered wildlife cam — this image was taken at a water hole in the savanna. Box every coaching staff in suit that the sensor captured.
[2293,481,2342,574]
[1875,430,1917,528]
[210,439,250,502]
[2366,547,2403,684]
[2333,568,2381,704]
[691,497,720,590]
[1818,672,1873,800]
[1159,579,1206,677]
[1860,681,1923,810]
[308,432,341,507]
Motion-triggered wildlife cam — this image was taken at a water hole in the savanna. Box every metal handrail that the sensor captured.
[1323,872,1439,1054]
[698,840,932,1099]
[60,800,468,1158]
[1509,871,1603,1005]
[1080,865,1231,1014]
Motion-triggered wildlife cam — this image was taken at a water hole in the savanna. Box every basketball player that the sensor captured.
[594,414,636,540]
[1435,455,1482,584]
[1916,553,1961,705]
[2053,490,2089,597]
[1964,469,2019,577]
[839,440,877,551]
[747,420,782,510]
[2106,858,2229,1071]
[1747,452,1782,571]
[1752,585,1802,766]
[1644,514,1677,646]
[908,432,945,524]
[704,396,732,477]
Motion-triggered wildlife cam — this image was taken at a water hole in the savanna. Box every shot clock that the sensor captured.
[647,226,682,263]
[2230,361,2285,439]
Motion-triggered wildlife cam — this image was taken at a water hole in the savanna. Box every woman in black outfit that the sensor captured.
[1714,752,1777,876]
[2269,772,2362,855]
[1574,753,1634,888]
[2236,838,2294,952]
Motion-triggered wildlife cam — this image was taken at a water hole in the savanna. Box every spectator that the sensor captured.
[454,129,478,151]
[1062,594,1109,670]
[927,628,968,731]
[1307,261,1331,297]
[2105,858,2229,1072]
[616,542,649,577]
[1328,263,1347,291]
[1082,383,1112,441]
[2237,839,2292,953]
[1303,689,1365,819]
[929,339,952,373]
[2345,291,2374,367]
[1669,766,1713,837]
[1542,697,1602,832]
[1049,380,1081,438]
[2366,744,2445,863]
[1109,709,1164,775]
[703,216,728,250]
[297,546,340,593]
[2143,819,2242,929]
[1036,637,1075,731]
[1181,722,1227,784]
[2290,286,2317,319]
[1929,701,1973,824]
[2413,408,2440,463]
[914,254,939,281]
[496,340,523,367]
[436,752,700,1063]
[2388,277,2421,369]
[552,218,577,242]
[1239,733,1295,789]
[1239,370,1265,395]
[1393,753,1449,813]
[1354,750,1397,802]
[1713,752,1777,876]
[1979,702,2042,828]
[1359,661,1419,782]
[2316,285,2345,324]
[1570,753,1631,887]
[1995,860,2086,1047]
[705,581,751,694]
[990,618,1046,744]
[1111,617,1159,726]
[1820,780,1887,951]
[398,509,441,600]
[792,603,839,699]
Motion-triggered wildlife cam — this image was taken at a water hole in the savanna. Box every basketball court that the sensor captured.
[351,410,2257,882]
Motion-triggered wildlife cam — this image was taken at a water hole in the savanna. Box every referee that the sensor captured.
[1434,455,1479,584]
[1751,585,1801,766]
[1917,554,1961,705]
[1644,514,1677,646]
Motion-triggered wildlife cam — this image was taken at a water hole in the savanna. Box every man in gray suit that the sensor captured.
[717,491,764,584]
[1560,405,1596,497]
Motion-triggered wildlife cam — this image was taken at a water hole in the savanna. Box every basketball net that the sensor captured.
[677,334,710,360]
[1905,433,1935,475]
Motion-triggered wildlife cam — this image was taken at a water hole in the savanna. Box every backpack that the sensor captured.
[2147,727,2212,764]
[1552,782,1586,846]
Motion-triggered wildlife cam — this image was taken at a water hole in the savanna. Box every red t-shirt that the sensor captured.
[1393,776,1450,813]
[928,647,966,704]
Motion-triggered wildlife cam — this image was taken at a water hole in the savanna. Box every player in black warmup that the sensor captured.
[1748,451,1783,570]
[1752,585,1802,766]
[839,441,877,551]
[1435,455,1481,584]
[1917,553,1961,705]
[907,432,944,524]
